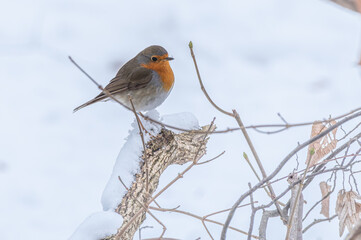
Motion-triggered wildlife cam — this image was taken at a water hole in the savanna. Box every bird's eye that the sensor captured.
[151,56,158,62]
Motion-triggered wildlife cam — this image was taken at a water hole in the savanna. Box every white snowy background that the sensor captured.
[0,0,360,239]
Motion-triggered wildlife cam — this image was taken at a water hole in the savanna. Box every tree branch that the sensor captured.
[102,124,215,240]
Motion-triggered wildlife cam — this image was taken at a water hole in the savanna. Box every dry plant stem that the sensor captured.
[200,202,257,240]
[244,153,285,206]
[188,41,233,117]
[197,151,225,165]
[201,221,215,240]
[303,170,337,221]
[139,226,153,240]
[233,110,285,219]
[149,205,259,239]
[128,96,149,192]
[302,214,337,233]
[257,133,359,238]
[221,111,361,240]
[285,156,312,240]
[267,152,361,187]
[201,203,259,239]
[114,121,216,239]
[338,121,361,141]
[247,183,256,240]
[188,44,283,218]
[70,55,361,135]
[203,202,257,220]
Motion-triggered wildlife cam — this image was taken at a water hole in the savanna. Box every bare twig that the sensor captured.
[201,202,257,240]
[302,214,337,233]
[337,121,361,141]
[266,153,361,187]
[70,54,361,135]
[128,96,149,192]
[247,183,256,240]
[187,44,285,219]
[197,151,225,165]
[139,226,153,240]
[149,205,259,239]
[233,110,285,219]
[303,173,337,221]
[188,41,233,117]
[221,111,361,240]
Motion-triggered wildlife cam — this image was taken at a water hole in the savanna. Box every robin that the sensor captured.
[74,45,174,112]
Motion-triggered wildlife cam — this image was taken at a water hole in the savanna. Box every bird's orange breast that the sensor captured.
[141,59,174,91]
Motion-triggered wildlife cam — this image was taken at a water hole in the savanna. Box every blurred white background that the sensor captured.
[0,0,360,239]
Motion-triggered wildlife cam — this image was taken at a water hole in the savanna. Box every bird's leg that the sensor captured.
[138,118,156,138]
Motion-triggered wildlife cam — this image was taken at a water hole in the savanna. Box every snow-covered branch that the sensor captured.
[71,112,215,240]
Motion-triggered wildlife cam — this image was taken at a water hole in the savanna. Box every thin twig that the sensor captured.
[243,152,285,206]
[128,96,149,192]
[221,111,361,240]
[302,173,337,221]
[233,110,285,220]
[247,183,256,240]
[302,214,337,233]
[188,41,233,117]
[266,153,361,187]
[203,202,256,220]
[69,55,361,135]
[197,151,225,165]
[139,226,153,240]
[337,121,361,141]
[149,206,259,239]
[200,203,257,240]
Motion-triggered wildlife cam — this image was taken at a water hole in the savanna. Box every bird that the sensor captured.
[74,45,174,113]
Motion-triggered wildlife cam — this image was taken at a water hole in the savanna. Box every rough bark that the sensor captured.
[103,125,215,240]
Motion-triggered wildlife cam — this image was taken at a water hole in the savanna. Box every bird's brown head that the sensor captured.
[138,45,174,91]
[137,45,174,64]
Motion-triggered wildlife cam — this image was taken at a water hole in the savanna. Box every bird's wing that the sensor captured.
[104,66,153,94]
[73,67,153,112]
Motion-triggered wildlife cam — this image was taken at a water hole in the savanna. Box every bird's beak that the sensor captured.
[164,57,174,61]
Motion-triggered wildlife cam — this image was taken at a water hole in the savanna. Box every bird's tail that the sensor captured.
[73,96,106,113]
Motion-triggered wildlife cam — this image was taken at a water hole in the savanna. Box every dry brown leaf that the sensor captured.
[306,120,338,166]
[336,190,361,236]
[346,219,361,240]
[320,181,331,218]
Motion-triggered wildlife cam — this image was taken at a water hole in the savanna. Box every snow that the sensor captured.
[162,112,200,132]
[0,0,360,239]
[69,211,123,240]
[101,110,199,211]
